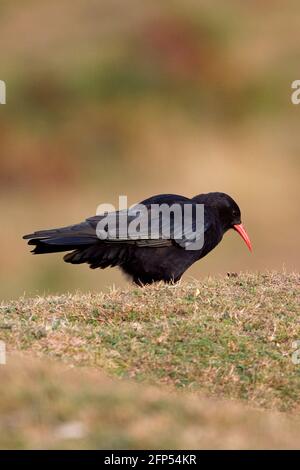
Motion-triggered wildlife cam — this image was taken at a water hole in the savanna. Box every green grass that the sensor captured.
[1,271,299,407]
[0,271,299,448]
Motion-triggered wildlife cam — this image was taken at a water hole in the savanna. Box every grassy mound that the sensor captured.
[0,357,299,449]
[0,271,299,448]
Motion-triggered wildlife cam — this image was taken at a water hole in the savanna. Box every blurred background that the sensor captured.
[0,0,299,300]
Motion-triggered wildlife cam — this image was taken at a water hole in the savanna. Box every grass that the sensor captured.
[0,356,299,450]
[0,271,299,449]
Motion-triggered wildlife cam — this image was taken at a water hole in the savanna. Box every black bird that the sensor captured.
[23,192,251,285]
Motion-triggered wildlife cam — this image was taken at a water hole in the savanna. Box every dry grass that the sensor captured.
[0,355,299,450]
[0,271,299,448]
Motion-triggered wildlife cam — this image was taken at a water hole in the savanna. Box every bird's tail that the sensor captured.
[23,219,131,270]
[23,220,98,255]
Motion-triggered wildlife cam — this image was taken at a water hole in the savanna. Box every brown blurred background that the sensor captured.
[0,0,299,300]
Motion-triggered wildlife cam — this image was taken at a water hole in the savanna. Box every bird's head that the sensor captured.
[193,192,252,251]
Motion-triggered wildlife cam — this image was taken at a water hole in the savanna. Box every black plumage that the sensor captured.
[23,192,251,285]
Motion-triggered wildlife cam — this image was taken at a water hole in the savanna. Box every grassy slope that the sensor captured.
[0,271,299,448]
[0,357,299,450]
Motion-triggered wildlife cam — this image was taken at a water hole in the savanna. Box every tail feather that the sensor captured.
[24,220,131,268]
[28,236,97,247]
[23,220,96,241]
[24,219,98,254]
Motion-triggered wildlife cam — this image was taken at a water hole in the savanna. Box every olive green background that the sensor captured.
[0,0,299,300]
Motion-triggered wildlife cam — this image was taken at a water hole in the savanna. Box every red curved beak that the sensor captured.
[233,224,252,252]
